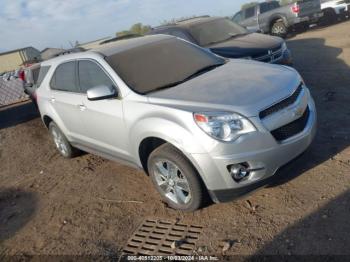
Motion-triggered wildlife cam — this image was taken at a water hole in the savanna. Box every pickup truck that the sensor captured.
[321,0,350,24]
[232,0,323,38]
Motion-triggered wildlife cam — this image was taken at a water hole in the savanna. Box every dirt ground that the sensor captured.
[1,20,350,259]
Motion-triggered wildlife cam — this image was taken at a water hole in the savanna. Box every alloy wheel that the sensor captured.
[153,160,192,205]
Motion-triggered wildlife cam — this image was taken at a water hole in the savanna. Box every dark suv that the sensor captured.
[148,16,292,65]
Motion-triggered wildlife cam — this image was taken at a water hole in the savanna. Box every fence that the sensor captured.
[0,79,28,107]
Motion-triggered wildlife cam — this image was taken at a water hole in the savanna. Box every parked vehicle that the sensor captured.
[2,72,11,81]
[23,63,42,105]
[149,16,292,65]
[321,0,350,23]
[232,0,323,38]
[36,35,317,211]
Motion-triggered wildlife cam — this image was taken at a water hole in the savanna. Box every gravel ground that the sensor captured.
[0,21,350,259]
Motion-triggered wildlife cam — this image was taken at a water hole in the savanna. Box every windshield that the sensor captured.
[189,18,248,46]
[105,38,225,94]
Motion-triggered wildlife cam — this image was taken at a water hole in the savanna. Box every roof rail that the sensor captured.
[176,15,210,23]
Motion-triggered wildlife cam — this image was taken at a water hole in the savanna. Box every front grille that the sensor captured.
[259,84,303,119]
[271,107,310,141]
[253,45,283,63]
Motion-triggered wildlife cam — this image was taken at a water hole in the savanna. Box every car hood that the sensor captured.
[207,33,283,58]
[148,60,301,117]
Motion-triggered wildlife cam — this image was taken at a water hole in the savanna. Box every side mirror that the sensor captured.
[87,85,118,101]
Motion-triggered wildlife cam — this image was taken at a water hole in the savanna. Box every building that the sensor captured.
[77,37,112,50]
[41,48,66,61]
[0,47,41,73]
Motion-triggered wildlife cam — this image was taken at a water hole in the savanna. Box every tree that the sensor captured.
[280,0,298,6]
[116,23,151,37]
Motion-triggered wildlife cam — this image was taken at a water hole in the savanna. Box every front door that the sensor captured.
[76,59,131,162]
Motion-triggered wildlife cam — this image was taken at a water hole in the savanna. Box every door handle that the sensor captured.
[78,104,86,111]
[50,97,55,103]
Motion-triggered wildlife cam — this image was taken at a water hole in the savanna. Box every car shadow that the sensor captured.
[252,190,350,256]
[0,101,39,130]
[0,188,38,246]
[264,37,350,188]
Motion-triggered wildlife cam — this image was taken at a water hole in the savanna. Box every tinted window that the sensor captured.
[244,7,255,19]
[260,2,280,13]
[105,38,225,94]
[189,18,248,46]
[50,61,78,92]
[232,11,243,23]
[78,60,114,93]
[37,66,50,87]
[170,30,191,42]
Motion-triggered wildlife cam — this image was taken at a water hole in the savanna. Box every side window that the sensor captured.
[50,62,78,92]
[233,11,243,23]
[78,60,114,93]
[36,66,50,86]
[261,2,280,13]
[244,7,256,19]
[170,30,191,42]
[260,3,269,13]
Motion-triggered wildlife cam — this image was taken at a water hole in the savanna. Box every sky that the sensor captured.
[0,0,249,52]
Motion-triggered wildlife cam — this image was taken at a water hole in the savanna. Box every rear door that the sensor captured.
[258,1,281,32]
[49,61,85,140]
[77,59,131,161]
[240,6,260,32]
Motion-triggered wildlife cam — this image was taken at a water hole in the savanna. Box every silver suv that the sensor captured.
[36,35,317,211]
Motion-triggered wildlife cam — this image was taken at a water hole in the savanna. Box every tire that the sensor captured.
[49,122,80,158]
[147,143,207,212]
[271,21,288,38]
[321,9,337,25]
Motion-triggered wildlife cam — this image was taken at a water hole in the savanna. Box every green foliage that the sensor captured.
[280,0,298,6]
[161,15,197,26]
[116,23,151,37]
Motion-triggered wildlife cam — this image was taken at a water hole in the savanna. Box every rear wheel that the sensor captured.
[49,122,80,158]
[147,144,207,211]
[271,21,288,38]
[320,9,337,25]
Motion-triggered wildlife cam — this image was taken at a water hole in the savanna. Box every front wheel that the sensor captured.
[147,144,207,211]
[271,21,288,38]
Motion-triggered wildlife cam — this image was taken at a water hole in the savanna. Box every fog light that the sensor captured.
[229,163,250,182]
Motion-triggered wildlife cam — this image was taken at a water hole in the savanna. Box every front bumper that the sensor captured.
[190,93,317,203]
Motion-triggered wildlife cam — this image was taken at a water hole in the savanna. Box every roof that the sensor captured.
[40,35,175,66]
[78,36,111,46]
[0,46,37,56]
[92,34,174,56]
[154,16,221,30]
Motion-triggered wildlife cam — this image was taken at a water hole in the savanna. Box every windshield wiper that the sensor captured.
[147,63,225,94]
[183,63,225,81]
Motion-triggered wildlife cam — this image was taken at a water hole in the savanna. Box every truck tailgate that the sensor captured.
[297,0,321,17]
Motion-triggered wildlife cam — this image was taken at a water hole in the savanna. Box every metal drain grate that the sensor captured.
[123,219,203,256]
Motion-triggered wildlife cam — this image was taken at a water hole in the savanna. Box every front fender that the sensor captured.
[129,117,207,166]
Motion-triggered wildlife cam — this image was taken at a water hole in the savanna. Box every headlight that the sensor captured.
[193,112,256,142]
[281,42,287,52]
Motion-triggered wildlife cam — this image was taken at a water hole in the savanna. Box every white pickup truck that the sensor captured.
[321,0,350,23]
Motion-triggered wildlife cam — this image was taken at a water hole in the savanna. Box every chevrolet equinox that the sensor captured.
[36,35,317,211]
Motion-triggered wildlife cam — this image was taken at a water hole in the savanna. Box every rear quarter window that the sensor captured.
[50,61,79,92]
[36,66,51,87]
